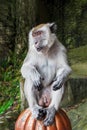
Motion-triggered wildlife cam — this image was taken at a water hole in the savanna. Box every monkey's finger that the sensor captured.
[34,80,41,86]
[44,115,49,125]
[40,76,44,81]
[37,85,42,91]
[53,84,58,91]
[53,77,57,82]
[34,83,43,91]
[53,85,61,90]
[51,80,58,87]
[34,84,40,90]
[34,84,39,89]
[51,81,58,90]
[44,116,54,126]
[53,83,62,91]
[44,119,49,126]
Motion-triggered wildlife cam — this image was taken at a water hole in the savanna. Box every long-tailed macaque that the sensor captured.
[21,23,72,126]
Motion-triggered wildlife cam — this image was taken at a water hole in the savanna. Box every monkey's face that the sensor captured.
[32,24,50,52]
[29,23,57,52]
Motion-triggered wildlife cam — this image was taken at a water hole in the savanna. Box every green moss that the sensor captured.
[68,45,87,78]
[67,99,87,130]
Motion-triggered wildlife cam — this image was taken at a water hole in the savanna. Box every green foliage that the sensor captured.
[0,67,20,113]
[0,51,25,114]
[68,45,87,64]
[0,99,13,114]
[64,0,87,48]
[71,63,87,78]
[0,0,16,62]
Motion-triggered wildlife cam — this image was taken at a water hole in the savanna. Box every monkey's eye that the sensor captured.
[32,31,43,37]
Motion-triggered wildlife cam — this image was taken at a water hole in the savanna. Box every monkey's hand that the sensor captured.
[31,71,43,91]
[44,106,56,126]
[52,76,65,91]
[32,105,46,120]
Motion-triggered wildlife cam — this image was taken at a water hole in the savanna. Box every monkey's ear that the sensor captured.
[49,22,57,33]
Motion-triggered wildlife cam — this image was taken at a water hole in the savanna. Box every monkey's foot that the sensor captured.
[44,106,56,126]
[32,105,46,120]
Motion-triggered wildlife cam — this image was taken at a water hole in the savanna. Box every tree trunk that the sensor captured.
[15,0,38,54]
[0,1,16,63]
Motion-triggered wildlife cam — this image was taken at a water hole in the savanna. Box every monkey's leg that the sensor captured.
[50,85,64,110]
[24,79,46,120]
[44,85,64,126]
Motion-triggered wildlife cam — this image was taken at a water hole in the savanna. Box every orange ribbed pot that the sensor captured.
[15,108,72,130]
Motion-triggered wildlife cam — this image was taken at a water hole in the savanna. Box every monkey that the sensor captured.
[21,23,72,126]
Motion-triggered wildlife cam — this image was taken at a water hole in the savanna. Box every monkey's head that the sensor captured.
[29,23,57,52]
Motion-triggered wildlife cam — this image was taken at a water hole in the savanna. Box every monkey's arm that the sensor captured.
[52,48,72,91]
[52,66,71,90]
[21,52,42,90]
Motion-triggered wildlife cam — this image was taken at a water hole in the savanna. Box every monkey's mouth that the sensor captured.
[36,47,43,51]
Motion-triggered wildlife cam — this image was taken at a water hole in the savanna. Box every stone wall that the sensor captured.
[61,78,87,107]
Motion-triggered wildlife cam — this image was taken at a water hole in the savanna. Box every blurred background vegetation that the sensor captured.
[0,0,87,130]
